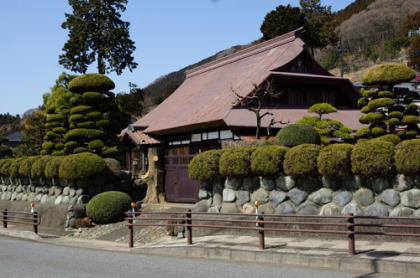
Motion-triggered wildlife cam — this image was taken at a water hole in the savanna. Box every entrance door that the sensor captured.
[164,147,200,203]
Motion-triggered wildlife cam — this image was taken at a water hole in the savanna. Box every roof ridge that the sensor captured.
[185,27,304,79]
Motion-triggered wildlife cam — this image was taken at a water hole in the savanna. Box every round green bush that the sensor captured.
[351,140,395,177]
[86,111,102,120]
[355,127,371,138]
[388,111,402,119]
[45,156,65,178]
[401,115,419,125]
[52,127,67,134]
[275,123,321,147]
[59,152,108,180]
[45,122,62,129]
[51,150,66,156]
[70,105,92,115]
[73,147,88,154]
[361,63,416,86]
[359,112,384,125]
[219,147,256,177]
[55,143,65,150]
[0,159,12,176]
[82,92,104,104]
[19,156,41,178]
[69,114,85,123]
[317,144,353,178]
[9,158,25,177]
[68,73,115,94]
[102,148,120,158]
[395,139,420,175]
[86,191,132,224]
[31,156,53,178]
[284,144,321,178]
[87,139,104,151]
[373,134,401,145]
[367,98,395,110]
[361,106,371,113]
[250,145,288,176]
[361,89,376,98]
[64,128,104,142]
[188,149,225,181]
[95,119,112,129]
[357,97,369,108]
[378,90,393,98]
[297,115,319,126]
[387,118,400,126]
[64,141,79,153]
[371,127,385,137]
[46,113,66,123]
[44,131,61,141]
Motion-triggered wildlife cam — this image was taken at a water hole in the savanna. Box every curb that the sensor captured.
[0,228,43,242]
[129,246,420,275]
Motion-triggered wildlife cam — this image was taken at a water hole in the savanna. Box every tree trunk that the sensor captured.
[143,147,166,204]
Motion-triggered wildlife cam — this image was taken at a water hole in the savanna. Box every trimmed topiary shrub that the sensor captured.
[77,121,96,129]
[73,147,88,154]
[64,141,79,154]
[86,191,132,224]
[9,158,24,178]
[45,156,65,178]
[102,148,120,158]
[250,145,288,176]
[284,144,321,178]
[361,63,416,86]
[359,113,384,125]
[59,152,108,180]
[64,128,104,142]
[351,140,395,177]
[44,131,61,141]
[318,144,353,178]
[367,98,395,110]
[51,151,66,156]
[188,149,226,181]
[95,119,112,129]
[395,139,420,175]
[52,127,67,134]
[46,113,66,122]
[275,123,321,147]
[373,134,401,145]
[70,105,92,115]
[68,73,115,94]
[87,139,104,151]
[31,156,53,178]
[219,147,256,177]
[82,92,104,104]
[85,111,102,120]
[19,156,40,178]
[0,159,13,176]
[69,114,85,123]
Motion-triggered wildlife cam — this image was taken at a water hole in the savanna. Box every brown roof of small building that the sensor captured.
[119,127,160,145]
[132,28,362,136]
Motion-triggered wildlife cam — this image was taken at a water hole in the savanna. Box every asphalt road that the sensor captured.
[0,235,407,278]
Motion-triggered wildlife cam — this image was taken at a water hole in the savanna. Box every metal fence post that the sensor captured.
[128,211,134,248]
[186,209,192,245]
[33,212,38,234]
[347,213,355,255]
[2,209,7,229]
[258,212,265,250]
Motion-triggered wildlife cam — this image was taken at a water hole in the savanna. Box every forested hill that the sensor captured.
[0,113,21,135]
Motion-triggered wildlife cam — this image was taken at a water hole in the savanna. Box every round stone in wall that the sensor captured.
[260,177,275,191]
[27,192,36,203]
[379,189,400,208]
[212,192,222,207]
[354,188,374,207]
[393,175,410,192]
[61,195,70,204]
[365,202,389,217]
[243,177,259,191]
[342,203,363,216]
[342,175,361,191]
[287,188,307,206]
[21,193,28,202]
[319,203,340,216]
[241,202,256,214]
[390,207,413,217]
[198,189,210,200]
[366,177,391,194]
[401,189,420,209]
[308,188,332,205]
[333,190,353,207]
[250,188,269,205]
[258,203,275,214]
[297,203,318,215]
[269,190,287,207]
[55,195,63,205]
[275,176,295,192]
[222,188,236,202]
[10,192,17,201]
[236,190,250,206]
[276,202,296,214]
[40,194,49,204]
[194,199,209,212]
[224,177,242,190]
[220,202,240,213]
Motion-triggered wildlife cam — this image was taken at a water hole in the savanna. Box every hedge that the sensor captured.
[45,156,65,178]
[395,139,420,175]
[59,152,108,180]
[361,63,415,86]
[317,144,353,178]
[19,156,40,178]
[188,149,225,181]
[0,159,12,176]
[351,140,395,176]
[284,144,321,178]
[68,73,115,94]
[250,145,288,176]
[31,156,53,178]
[219,146,256,177]
[86,191,132,223]
[275,123,320,147]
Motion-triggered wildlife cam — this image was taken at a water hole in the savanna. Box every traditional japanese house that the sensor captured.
[120,28,363,203]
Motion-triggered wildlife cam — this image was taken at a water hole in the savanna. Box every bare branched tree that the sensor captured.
[231,80,286,139]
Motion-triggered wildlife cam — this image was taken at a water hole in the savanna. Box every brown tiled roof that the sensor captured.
[132,28,361,136]
[119,127,160,145]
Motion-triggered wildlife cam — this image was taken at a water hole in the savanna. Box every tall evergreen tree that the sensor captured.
[59,0,138,75]
[299,0,338,56]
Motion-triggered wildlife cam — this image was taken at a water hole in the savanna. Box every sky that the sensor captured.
[0,0,354,116]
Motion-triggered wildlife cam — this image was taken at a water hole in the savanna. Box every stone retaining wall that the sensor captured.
[195,175,420,217]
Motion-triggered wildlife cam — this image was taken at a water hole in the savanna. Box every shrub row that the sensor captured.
[0,153,114,181]
[188,139,420,181]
